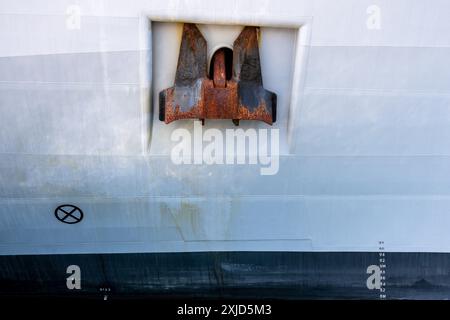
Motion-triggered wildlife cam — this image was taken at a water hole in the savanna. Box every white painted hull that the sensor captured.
[1,0,450,257]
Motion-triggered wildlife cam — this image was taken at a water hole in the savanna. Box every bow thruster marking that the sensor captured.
[54,204,84,224]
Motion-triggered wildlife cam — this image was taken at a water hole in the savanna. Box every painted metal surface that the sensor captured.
[0,0,450,258]
[1,252,450,299]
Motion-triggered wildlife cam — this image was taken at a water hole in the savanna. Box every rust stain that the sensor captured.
[213,48,226,88]
[160,201,202,240]
[160,23,276,126]
[237,103,273,125]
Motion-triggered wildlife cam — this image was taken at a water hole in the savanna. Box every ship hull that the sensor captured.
[1,251,450,299]
[1,0,450,300]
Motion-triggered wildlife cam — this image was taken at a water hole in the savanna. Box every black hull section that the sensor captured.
[1,252,450,299]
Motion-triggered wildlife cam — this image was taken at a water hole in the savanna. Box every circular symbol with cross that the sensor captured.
[54,204,84,224]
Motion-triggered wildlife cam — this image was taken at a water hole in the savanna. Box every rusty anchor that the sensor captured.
[159,23,277,125]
